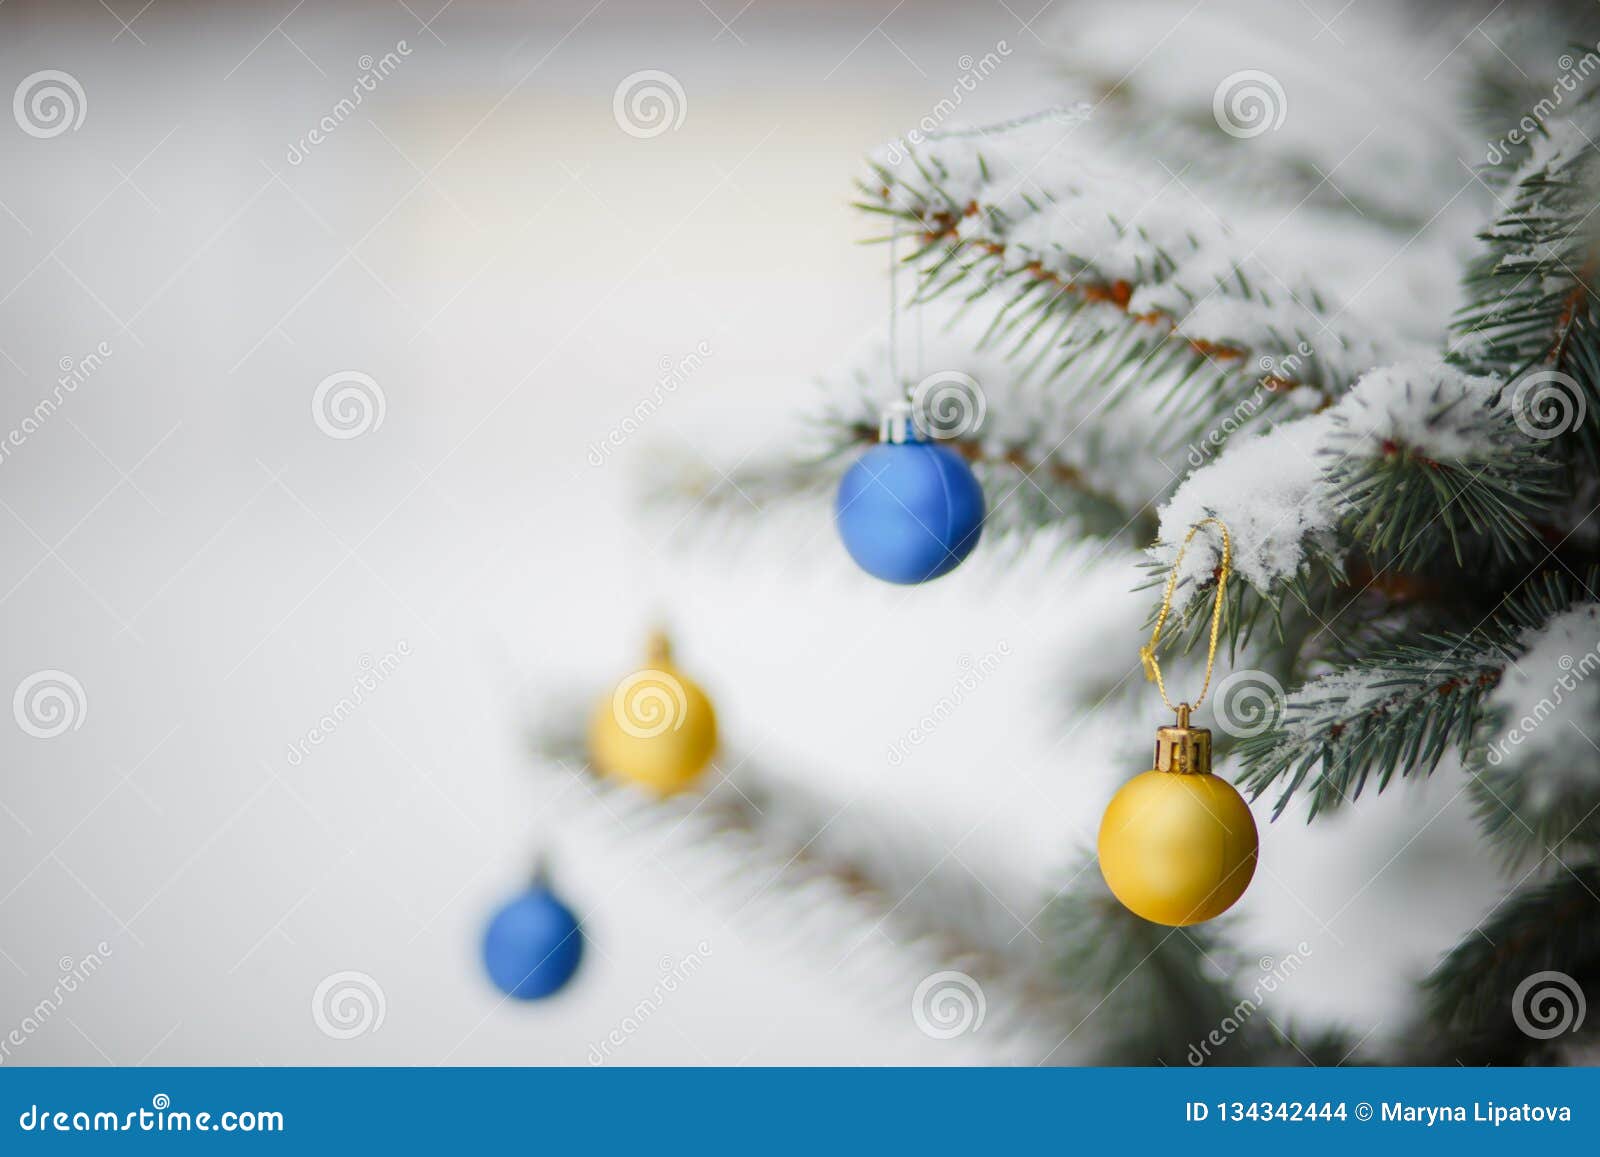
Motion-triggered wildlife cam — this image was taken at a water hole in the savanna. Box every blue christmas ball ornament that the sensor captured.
[482,886,584,1000]
[835,417,985,584]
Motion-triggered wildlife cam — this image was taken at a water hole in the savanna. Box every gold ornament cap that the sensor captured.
[1154,703,1211,775]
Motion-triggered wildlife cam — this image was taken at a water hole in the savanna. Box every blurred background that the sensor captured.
[0,0,1533,1064]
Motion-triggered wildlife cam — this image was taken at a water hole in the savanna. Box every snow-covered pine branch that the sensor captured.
[1148,360,1557,647]
[1042,0,1478,233]
[639,305,1189,548]
[1233,571,1600,821]
[1453,122,1600,402]
[1459,5,1600,185]
[1235,641,1504,820]
[1470,601,1600,864]
[860,116,1386,446]
[1321,363,1559,569]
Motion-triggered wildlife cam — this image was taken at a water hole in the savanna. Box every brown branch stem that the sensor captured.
[910,202,1332,404]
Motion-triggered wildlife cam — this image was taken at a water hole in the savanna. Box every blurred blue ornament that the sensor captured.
[482,883,584,1000]
[835,407,984,584]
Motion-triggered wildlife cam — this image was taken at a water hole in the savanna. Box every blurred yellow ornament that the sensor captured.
[1097,708,1258,926]
[588,632,717,796]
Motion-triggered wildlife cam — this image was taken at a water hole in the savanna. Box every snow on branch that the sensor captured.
[1153,409,1338,598]
[860,116,1385,439]
[640,306,1181,547]
[1152,360,1556,603]
[1463,7,1600,184]
[1322,363,1560,569]
[1235,644,1504,820]
[1235,572,1600,822]
[1041,0,1478,232]
[1471,602,1600,863]
[1453,121,1600,380]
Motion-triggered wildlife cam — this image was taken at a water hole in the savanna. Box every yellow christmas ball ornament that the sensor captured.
[1098,706,1258,926]
[588,632,717,796]
[1099,516,1259,926]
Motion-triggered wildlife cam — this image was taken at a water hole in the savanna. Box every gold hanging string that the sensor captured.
[1140,518,1232,716]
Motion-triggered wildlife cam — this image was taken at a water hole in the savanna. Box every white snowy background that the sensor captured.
[0,0,1527,1064]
